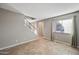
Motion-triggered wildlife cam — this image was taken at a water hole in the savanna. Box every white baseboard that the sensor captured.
[0,38,37,50]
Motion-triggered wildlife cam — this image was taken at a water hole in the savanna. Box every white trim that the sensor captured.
[0,38,37,50]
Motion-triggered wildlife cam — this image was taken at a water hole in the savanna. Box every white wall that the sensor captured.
[43,19,52,40]
[0,8,36,49]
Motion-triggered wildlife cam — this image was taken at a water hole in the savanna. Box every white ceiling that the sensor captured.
[0,3,79,19]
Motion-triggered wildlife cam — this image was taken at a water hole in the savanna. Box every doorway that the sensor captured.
[37,22,44,36]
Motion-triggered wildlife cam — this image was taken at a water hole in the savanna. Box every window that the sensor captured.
[54,18,73,34]
[56,21,64,32]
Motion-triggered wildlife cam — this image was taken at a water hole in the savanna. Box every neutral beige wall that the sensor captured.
[0,8,36,49]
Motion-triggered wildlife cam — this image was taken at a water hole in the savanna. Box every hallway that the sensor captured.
[1,37,79,55]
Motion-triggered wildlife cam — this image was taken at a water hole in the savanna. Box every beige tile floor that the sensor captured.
[0,37,79,55]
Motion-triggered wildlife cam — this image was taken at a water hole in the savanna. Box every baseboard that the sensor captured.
[0,38,37,50]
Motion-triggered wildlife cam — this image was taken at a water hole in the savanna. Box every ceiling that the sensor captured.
[0,3,79,20]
